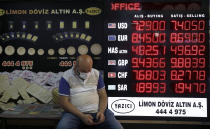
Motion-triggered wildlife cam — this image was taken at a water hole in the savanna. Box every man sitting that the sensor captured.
[57,55,124,129]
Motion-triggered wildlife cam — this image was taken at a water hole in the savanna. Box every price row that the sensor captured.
[132,20,205,31]
[135,82,206,94]
[131,33,205,43]
[132,45,205,56]
[131,57,205,68]
[132,70,206,81]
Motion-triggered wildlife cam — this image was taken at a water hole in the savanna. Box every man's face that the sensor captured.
[76,61,93,80]
[77,61,93,73]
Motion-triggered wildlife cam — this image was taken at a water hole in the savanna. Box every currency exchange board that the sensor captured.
[0,0,209,122]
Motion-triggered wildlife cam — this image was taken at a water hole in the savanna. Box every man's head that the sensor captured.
[74,55,93,80]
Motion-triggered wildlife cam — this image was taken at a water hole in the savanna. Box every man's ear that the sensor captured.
[73,63,80,75]
[73,63,76,68]
[73,62,77,72]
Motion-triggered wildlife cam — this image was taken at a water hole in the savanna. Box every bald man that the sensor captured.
[57,55,123,129]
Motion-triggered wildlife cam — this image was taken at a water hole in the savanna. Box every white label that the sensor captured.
[108,97,207,117]
[108,85,116,90]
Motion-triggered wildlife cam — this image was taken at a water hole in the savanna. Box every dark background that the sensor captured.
[0,0,209,128]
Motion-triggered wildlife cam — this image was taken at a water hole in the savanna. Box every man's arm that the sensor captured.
[59,95,95,125]
[59,96,84,118]
[95,88,107,124]
[97,72,107,113]
[98,88,108,113]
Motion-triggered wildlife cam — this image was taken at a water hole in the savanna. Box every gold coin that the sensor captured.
[37,49,44,55]
[58,48,66,56]
[28,48,36,55]
[5,45,15,56]
[17,47,26,56]
[48,49,55,55]
[0,45,2,54]
[90,43,102,55]
[78,45,88,55]
[67,46,76,56]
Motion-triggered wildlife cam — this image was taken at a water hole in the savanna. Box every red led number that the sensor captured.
[133,70,166,80]
[170,45,205,56]
[132,57,165,68]
[171,20,205,31]
[132,45,166,56]
[171,58,205,68]
[136,83,166,93]
[170,33,205,43]
[171,70,206,81]
[174,83,206,94]
[132,20,166,31]
[132,33,166,43]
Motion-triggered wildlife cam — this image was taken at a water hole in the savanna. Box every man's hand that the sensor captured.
[95,111,105,125]
[80,114,95,125]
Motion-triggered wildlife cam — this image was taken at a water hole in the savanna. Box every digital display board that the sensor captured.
[0,0,209,122]
[105,0,209,121]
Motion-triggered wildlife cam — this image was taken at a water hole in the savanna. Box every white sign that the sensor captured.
[108,97,207,117]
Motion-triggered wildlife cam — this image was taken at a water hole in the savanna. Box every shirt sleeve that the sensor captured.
[97,73,105,89]
[58,77,70,96]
